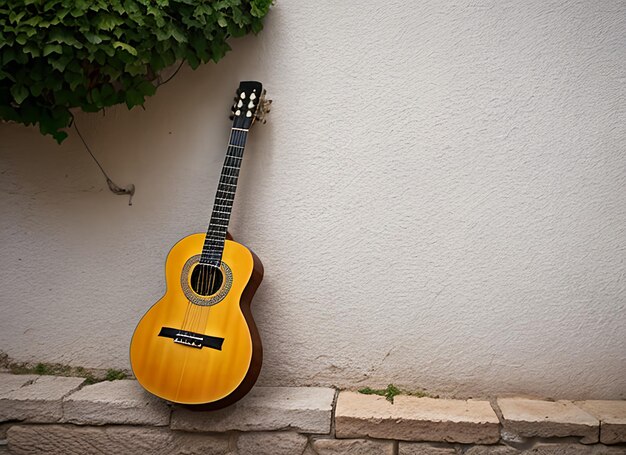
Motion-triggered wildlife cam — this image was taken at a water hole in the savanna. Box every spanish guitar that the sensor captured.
[130,81,271,409]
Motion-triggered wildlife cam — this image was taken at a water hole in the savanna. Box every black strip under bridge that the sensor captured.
[158,327,224,350]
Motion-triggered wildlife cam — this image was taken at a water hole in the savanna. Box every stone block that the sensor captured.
[0,374,37,396]
[335,391,499,444]
[236,431,308,455]
[521,443,626,455]
[498,398,599,444]
[465,445,520,455]
[0,375,84,423]
[63,379,170,426]
[398,442,458,455]
[7,424,230,455]
[171,386,335,434]
[575,401,626,444]
[0,422,12,439]
[313,437,395,455]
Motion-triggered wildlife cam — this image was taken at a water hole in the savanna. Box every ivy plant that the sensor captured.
[0,0,272,142]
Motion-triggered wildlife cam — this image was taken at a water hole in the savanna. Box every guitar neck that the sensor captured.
[199,127,249,266]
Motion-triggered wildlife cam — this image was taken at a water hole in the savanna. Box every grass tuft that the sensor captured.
[358,384,435,402]
[0,352,129,385]
[105,369,128,381]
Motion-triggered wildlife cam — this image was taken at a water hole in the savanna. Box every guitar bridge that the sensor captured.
[174,333,203,349]
[158,327,224,351]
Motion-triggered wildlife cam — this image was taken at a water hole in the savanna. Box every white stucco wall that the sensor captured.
[1,0,625,399]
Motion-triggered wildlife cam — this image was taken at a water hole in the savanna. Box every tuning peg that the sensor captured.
[229,114,234,120]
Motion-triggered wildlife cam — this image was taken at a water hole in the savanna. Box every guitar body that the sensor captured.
[130,233,263,409]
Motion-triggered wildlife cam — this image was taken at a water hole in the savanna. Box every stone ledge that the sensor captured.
[575,400,626,445]
[63,379,171,426]
[335,391,500,444]
[6,424,231,455]
[171,386,335,434]
[497,398,599,444]
[2,372,626,453]
[0,375,84,423]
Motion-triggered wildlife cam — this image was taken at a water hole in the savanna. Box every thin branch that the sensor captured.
[73,120,135,205]
[156,60,185,88]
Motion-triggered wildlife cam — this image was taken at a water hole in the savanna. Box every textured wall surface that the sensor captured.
[1,0,625,399]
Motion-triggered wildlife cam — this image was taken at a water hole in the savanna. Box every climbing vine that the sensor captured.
[0,0,272,142]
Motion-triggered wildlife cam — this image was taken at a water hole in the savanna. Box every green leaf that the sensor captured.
[10,85,29,104]
[217,16,227,28]
[113,41,137,56]
[52,130,69,144]
[125,88,143,108]
[137,80,156,96]
[170,26,187,43]
[9,10,26,24]
[30,82,44,97]
[2,48,16,65]
[23,43,40,57]
[43,44,63,56]
[51,50,74,71]
[84,32,104,44]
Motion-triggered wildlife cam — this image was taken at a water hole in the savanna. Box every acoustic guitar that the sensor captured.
[130,81,271,409]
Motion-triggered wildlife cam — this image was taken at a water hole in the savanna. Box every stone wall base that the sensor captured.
[1,373,625,454]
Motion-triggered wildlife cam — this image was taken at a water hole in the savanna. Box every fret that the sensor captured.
[223,165,240,170]
[217,189,236,194]
[207,225,228,232]
[204,238,225,243]
[228,144,244,149]
[219,183,237,187]
[212,209,231,214]
[232,127,248,132]
[204,232,226,238]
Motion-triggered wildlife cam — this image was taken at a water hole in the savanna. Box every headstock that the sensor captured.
[229,81,271,129]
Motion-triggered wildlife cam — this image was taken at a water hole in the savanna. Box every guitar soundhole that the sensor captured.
[190,264,224,296]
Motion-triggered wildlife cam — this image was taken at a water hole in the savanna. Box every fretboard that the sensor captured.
[199,127,249,266]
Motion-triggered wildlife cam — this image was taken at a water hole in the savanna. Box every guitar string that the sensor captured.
[190,257,205,332]
[199,126,248,334]
[198,127,245,334]
[183,126,243,335]
[180,122,249,336]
